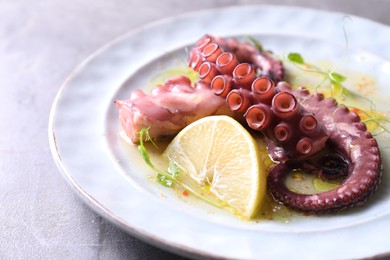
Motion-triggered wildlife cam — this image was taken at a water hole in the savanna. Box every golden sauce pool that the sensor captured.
[126,135,332,222]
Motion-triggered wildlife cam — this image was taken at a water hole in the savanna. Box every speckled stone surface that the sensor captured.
[1,0,390,259]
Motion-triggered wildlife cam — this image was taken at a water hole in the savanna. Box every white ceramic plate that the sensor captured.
[49,6,390,259]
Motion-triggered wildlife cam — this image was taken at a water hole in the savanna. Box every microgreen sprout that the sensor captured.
[247,35,264,52]
[137,128,224,207]
[286,17,390,136]
[286,52,356,98]
[328,104,390,136]
[286,17,357,95]
[287,53,304,65]
[348,106,390,135]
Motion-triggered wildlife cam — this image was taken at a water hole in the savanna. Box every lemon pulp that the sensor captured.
[164,115,266,219]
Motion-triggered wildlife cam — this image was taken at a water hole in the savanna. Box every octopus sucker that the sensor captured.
[116,34,383,214]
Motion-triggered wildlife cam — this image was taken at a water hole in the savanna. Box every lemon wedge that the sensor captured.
[164,115,266,218]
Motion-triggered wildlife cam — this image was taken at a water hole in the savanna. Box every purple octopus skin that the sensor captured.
[245,88,329,163]
[267,82,382,213]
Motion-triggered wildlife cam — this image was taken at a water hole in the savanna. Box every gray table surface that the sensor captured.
[2,0,390,259]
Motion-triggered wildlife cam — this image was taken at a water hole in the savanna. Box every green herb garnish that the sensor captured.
[157,160,180,187]
[329,72,347,84]
[286,17,352,96]
[287,53,305,64]
[138,128,180,187]
[348,106,390,135]
[247,35,264,52]
[287,51,377,109]
[286,53,350,91]
[285,17,390,135]
[137,128,224,208]
[287,53,390,134]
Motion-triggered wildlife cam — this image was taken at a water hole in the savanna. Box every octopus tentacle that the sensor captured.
[115,75,236,142]
[214,36,284,82]
[268,139,381,213]
[189,34,284,82]
[268,82,382,212]
[190,35,329,161]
